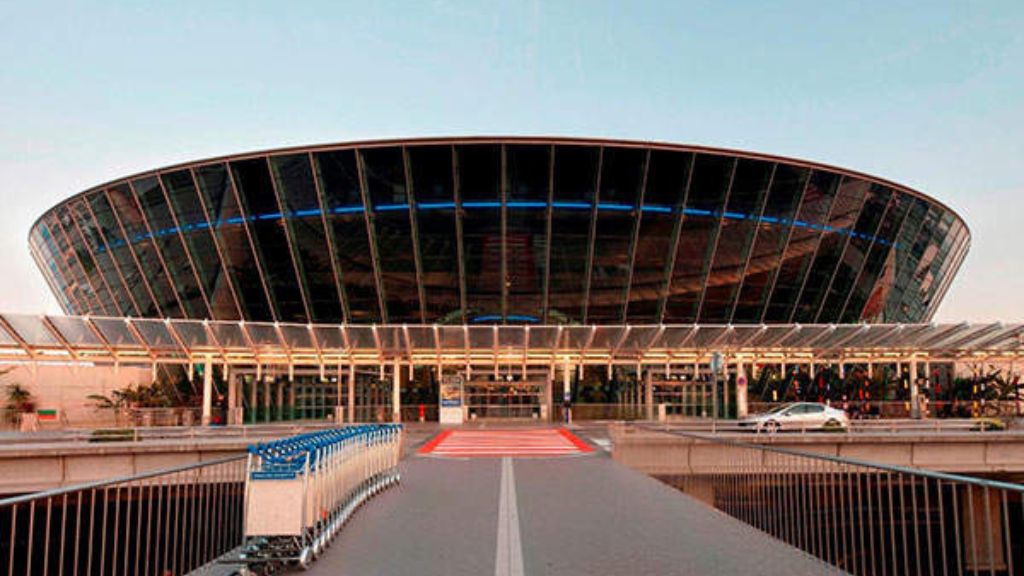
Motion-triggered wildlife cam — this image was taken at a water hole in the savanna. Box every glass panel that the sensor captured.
[161,170,241,320]
[439,326,466,349]
[0,323,15,345]
[792,177,870,322]
[58,204,126,315]
[621,327,660,351]
[407,326,435,349]
[40,214,91,314]
[841,191,911,322]
[626,150,693,322]
[548,145,599,323]
[230,158,307,322]
[732,165,809,323]
[47,316,104,346]
[313,149,381,322]
[763,171,840,322]
[132,176,207,318]
[271,154,344,323]
[279,325,314,350]
[106,184,182,317]
[818,184,893,322]
[67,199,137,316]
[528,326,558,349]
[699,158,773,323]
[210,322,247,348]
[880,198,930,322]
[87,191,160,317]
[131,319,178,348]
[361,148,420,322]
[664,154,735,322]
[245,323,281,347]
[91,318,142,346]
[409,146,459,321]
[562,326,593,350]
[346,326,376,349]
[468,326,495,349]
[51,208,107,314]
[506,145,550,319]
[30,225,76,314]
[498,327,524,348]
[457,144,503,320]
[588,327,622,350]
[588,147,645,323]
[2,314,60,346]
[313,326,344,350]
[376,327,404,353]
[195,163,274,320]
[169,321,211,348]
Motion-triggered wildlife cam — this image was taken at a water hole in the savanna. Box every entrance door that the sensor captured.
[464,379,547,420]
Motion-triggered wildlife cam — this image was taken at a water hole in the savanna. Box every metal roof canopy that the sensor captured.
[0,313,1022,368]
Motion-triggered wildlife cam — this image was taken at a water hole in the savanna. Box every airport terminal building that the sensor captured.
[10,137,995,426]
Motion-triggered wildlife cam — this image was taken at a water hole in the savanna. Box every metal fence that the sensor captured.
[0,455,247,576]
[651,426,1024,575]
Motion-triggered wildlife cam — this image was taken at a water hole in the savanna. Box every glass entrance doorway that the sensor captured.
[464,371,550,420]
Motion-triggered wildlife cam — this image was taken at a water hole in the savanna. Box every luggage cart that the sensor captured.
[230,424,402,573]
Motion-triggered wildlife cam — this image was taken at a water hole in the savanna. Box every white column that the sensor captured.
[910,360,921,419]
[563,362,572,423]
[201,357,213,426]
[263,378,271,423]
[644,367,654,421]
[392,360,402,423]
[348,365,356,423]
[736,362,749,419]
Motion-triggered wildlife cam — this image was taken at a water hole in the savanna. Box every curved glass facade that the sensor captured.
[30,138,970,325]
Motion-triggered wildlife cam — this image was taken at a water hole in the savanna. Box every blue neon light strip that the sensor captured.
[471,314,539,323]
[94,202,897,252]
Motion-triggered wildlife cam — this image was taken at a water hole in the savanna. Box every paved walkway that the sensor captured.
[308,428,843,575]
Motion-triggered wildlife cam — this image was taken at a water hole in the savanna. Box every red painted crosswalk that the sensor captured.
[419,428,594,458]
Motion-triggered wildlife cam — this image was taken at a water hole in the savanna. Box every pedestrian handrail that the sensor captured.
[642,424,1024,574]
[0,454,247,576]
[235,424,402,571]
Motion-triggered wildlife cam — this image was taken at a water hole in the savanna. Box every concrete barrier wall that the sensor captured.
[610,424,1024,477]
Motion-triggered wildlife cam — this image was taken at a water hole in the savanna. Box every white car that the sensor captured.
[739,402,849,432]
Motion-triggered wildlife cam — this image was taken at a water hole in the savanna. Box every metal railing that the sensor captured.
[650,426,1024,575]
[0,455,247,576]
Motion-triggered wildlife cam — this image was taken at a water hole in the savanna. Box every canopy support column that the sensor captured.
[201,356,213,426]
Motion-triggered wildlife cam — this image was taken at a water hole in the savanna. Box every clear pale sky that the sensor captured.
[1,1,1021,321]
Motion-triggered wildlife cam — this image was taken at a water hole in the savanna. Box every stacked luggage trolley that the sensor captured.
[232,424,402,572]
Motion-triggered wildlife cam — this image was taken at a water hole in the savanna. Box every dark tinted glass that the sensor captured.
[841,191,911,322]
[764,171,840,321]
[314,150,380,322]
[506,145,550,319]
[195,163,273,321]
[457,144,500,202]
[271,154,343,322]
[359,149,420,322]
[162,169,241,320]
[42,213,91,313]
[548,146,599,322]
[699,158,773,323]
[732,164,809,323]
[587,147,645,322]
[626,150,692,322]
[107,184,183,317]
[818,184,892,322]
[56,205,120,315]
[30,228,75,313]
[664,154,734,322]
[230,158,307,322]
[87,190,160,317]
[409,146,460,320]
[457,145,502,318]
[133,176,208,318]
[792,178,870,322]
[880,198,930,321]
[70,198,140,316]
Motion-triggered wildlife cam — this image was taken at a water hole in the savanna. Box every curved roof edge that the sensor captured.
[29,135,971,241]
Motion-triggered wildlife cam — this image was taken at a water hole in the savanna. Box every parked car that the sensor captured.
[738,402,849,432]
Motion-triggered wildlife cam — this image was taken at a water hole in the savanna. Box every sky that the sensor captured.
[0,1,1022,321]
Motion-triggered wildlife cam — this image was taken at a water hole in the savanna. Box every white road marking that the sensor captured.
[495,457,525,576]
[592,438,612,452]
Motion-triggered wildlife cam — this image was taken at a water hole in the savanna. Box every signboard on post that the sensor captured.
[439,375,465,424]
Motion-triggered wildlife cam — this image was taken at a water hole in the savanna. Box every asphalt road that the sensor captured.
[307,432,843,576]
